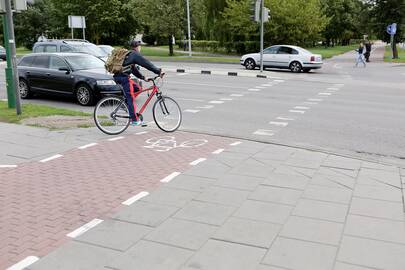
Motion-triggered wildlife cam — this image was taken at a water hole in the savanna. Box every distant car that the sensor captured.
[32,39,109,61]
[240,45,323,73]
[0,45,6,61]
[98,45,114,56]
[17,53,122,106]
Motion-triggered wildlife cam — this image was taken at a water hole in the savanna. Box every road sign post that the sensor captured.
[186,0,192,57]
[68,15,86,40]
[386,23,397,59]
[259,0,264,73]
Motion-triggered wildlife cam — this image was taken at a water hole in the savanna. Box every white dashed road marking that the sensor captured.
[209,100,225,104]
[78,143,98,150]
[318,93,332,96]
[190,158,207,166]
[253,129,274,136]
[67,219,104,238]
[196,105,214,109]
[160,172,181,183]
[230,141,242,146]
[269,121,288,127]
[303,102,317,105]
[122,191,150,206]
[0,165,17,168]
[294,106,310,110]
[39,154,63,163]
[6,256,39,270]
[289,110,305,114]
[183,109,200,113]
[308,98,322,102]
[220,98,233,101]
[212,148,225,154]
[327,87,339,91]
[230,94,244,97]
[108,136,125,141]
[136,131,148,135]
[277,117,294,121]
[274,79,285,83]
[248,88,261,92]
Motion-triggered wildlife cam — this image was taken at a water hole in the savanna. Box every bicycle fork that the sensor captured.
[158,97,170,116]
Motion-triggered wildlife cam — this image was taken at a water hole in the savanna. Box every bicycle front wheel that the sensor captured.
[152,96,182,132]
[94,96,130,135]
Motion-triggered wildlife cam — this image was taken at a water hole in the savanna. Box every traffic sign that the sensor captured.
[386,23,397,35]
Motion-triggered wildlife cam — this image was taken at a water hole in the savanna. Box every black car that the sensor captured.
[17,53,121,105]
[0,45,6,61]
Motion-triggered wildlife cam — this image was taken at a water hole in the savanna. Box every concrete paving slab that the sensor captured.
[144,218,217,250]
[317,167,358,179]
[280,216,344,245]
[112,201,180,227]
[357,168,401,187]
[181,239,266,270]
[263,237,337,270]
[273,165,316,178]
[362,161,399,172]
[334,262,376,270]
[293,199,349,223]
[229,158,276,178]
[322,155,362,171]
[337,236,405,270]
[310,173,356,189]
[195,186,250,207]
[212,151,251,167]
[263,172,309,190]
[106,240,193,270]
[213,174,265,191]
[213,217,280,248]
[303,185,353,204]
[234,200,293,224]
[166,174,216,193]
[291,149,328,163]
[284,157,323,169]
[249,185,302,206]
[140,187,199,207]
[349,197,405,221]
[174,201,236,226]
[256,265,286,270]
[184,159,231,179]
[353,184,403,202]
[252,147,295,161]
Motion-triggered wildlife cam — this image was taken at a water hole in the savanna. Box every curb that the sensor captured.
[165,68,282,79]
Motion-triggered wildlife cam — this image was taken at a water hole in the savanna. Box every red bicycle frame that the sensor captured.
[128,78,159,121]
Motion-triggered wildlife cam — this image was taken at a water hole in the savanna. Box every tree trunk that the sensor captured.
[169,35,174,56]
[393,40,398,59]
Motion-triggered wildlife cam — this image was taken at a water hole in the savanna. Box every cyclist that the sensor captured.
[113,39,163,126]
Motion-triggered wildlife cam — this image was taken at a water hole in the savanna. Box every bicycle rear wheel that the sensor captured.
[152,96,182,132]
[94,96,130,135]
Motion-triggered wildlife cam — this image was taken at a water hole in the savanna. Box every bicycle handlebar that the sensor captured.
[146,73,165,85]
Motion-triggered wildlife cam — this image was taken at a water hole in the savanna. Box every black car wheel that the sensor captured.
[19,79,32,99]
[289,61,302,73]
[244,58,256,70]
[76,84,95,106]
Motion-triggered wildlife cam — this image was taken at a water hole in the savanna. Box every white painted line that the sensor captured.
[334,84,344,87]
[136,131,148,135]
[66,219,103,238]
[261,84,272,87]
[190,158,207,166]
[253,129,274,136]
[160,172,181,183]
[327,87,339,91]
[289,110,305,114]
[277,117,294,121]
[196,105,214,109]
[209,100,225,104]
[269,121,288,127]
[212,148,225,154]
[78,143,98,150]
[318,92,332,96]
[230,94,244,97]
[0,165,18,168]
[108,136,125,141]
[303,102,317,105]
[183,109,200,113]
[177,73,189,76]
[230,141,242,146]
[255,86,265,89]
[308,98,322,102]
[39,154,63,163]
[294,106,310,110]
[220,98,233,101]
[6,256,39,270]
[248,88,261,92]
[274,79,285,83]
[122,191,150,206]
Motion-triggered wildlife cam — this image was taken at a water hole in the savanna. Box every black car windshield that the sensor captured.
[69,43,108,58]
[65,55,105,70]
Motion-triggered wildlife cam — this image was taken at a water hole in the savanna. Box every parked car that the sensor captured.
[98,45,114,56]
[17,53,122,106]
[240,45,323,73]
[0,45,6,61]
[32,39,109,61]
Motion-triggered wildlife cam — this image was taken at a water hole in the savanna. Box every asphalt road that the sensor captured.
[1,47,405,165]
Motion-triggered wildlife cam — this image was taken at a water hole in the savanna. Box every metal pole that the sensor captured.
[4,0,21,114]
[391,34,394,59]
[71,27,73,39]
[2,14,15,109]
[259,0,264,72]
[83,27,85,40]
[186,0,192,57]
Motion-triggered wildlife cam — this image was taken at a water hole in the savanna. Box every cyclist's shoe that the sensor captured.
[130,120,147,127]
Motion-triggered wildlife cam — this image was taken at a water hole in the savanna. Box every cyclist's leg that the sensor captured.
[114,75,136,121]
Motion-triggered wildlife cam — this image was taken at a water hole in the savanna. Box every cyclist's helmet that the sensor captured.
[129,39,141,48]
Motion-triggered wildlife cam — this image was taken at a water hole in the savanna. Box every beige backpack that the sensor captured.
[105,48,129,74]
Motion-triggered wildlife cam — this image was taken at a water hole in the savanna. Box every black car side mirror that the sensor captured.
[59,67,70,74]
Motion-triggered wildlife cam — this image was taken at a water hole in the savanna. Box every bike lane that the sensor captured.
[0,129,234,269]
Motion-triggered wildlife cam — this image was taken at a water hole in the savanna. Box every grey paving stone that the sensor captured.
[263,172,309,190]
[362,161,399,172]
[213,151,251,167]
[334,262,376,270]
[303,185,352,204]
[249,185,302,206]
[195,185,251,206]
[280,216,344,245]
[184,159,231,179]
[274,165,316,178]
[106,240,193,270]
[322,155,362,170]
[213,217,281,248]
[349,197,405,221]
[166,174,216,193]
[75,219,151,251]
[144,218,217,250]
[284,157,323,169]
[357,168,401,187]
[353,184,403,202]
[293,199,348,223]
[214,174,265,191]
[317,167,358,179]
[174,200,236,226]
[337,236,405,270]
[141,187,199,207]
[344,214,405,244]
[291,149,328,162]
[27,241,120,270]
[227,142,264,154]
[230,158,276,178]
[234,200,293,224]
[253,146,295,161]
[256,265,286,270]
[263,237,337,270]
[310,173,356,189]
[112,201,179,227]
[181,239,266,270]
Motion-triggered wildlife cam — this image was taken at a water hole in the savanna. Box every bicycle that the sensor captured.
[94,75,182,135]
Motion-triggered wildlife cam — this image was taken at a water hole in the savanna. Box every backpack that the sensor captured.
[105,48,129,74]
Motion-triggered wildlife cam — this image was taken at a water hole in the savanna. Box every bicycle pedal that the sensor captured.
[141,124,148,127]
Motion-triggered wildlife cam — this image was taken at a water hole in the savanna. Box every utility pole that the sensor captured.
[3,0,21,114]
[259,0,264,72]
[186,0,192,57]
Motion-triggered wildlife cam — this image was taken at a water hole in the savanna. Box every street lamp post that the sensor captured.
[186,0,192,57]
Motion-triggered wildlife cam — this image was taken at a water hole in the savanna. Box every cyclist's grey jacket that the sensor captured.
[121,50,161,79]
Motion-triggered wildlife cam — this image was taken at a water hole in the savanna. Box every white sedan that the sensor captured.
[240,45,323,73]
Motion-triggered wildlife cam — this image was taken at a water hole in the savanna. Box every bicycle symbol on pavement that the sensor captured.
[144,136,208,152]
